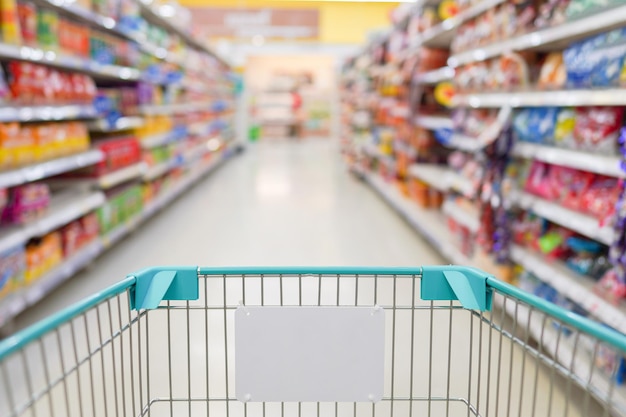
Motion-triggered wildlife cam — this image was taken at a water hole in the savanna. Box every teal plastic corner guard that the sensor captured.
[421,265,493,311]
[129,266,199,310]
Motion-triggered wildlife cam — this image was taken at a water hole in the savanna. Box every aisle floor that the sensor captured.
[15,138,444,330]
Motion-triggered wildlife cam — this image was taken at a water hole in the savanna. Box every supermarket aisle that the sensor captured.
[14,138,443,330]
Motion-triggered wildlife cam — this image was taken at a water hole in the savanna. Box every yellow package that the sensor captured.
[16,125,36,164]
[33,124,56,161]
[0,122,20,168]
[0,0,22,44]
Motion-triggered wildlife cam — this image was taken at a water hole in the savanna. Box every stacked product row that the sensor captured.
[341,0,626,414]
[0,0,237,329]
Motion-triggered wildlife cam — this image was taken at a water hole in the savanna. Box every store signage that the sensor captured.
[190,8,319,40]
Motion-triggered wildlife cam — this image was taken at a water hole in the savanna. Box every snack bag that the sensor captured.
[553,107,576,148]
[538,52,567,89]
[573,106,623,154]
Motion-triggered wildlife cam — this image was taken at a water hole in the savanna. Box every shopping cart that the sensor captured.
[1,266,626,417]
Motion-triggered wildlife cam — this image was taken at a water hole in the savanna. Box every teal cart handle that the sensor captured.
[2,265,626,360]
[129,266,199,310]
[420,265,493,311]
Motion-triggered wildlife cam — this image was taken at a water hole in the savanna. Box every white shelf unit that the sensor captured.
[448,4,626,67]
[135,0,227,66]
[99,163,148,188]
[143,158,179,181]
[0,0,234,330]
[0,147,238,328]
[409,163,476,197]
[364,172,470,264]
[88,116,145,133]
[396,0,507,58]
[413,67,454,85]
[454,89,626,108]
[419,0,507,48]
[140,101,214,116]
[101,146,232,247]
[510,245,626,334]
[0,43,141,80]
[140,130,184,149]
[0,190,105,255]
[0,104,97,123]
[507,190,615,245]
[0,239,104,327]
[362,143,395,168]
[0,150,103,189]
[512,142,624,178]
[363,171,626,415]
[442,199,480,232]
[414,115,453,130]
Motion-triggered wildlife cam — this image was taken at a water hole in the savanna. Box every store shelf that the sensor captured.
[365,168,626,406]
[362,143,395,168]
[188,121,213,136]
[419,0,507,48]
[441,106,511,151]
[414,114,453,130]
[0,240,103,328]
[508,190,614,245]
[143,157,181,181]
[139,101,213,116]
[442,199,480,232]
[448,4,626,67]
[183,142,210,162]
[0,43,141,80]
[136,0,227,65]
[364,172,470,264]
[497,296,626,416]
[102,147,231,248]
[0,104,97,123]
[409,164,476,197]
[88,116,144,132]
[512,142,624,178]
[510,244,626,333]
[32,0,131,39]
[0,150,103,189]
[454,89,626,108]
[142,151,225,220]
[0,190,105,255]
[46,162,148,189]
[140,130,185,149]
[99,163,148,188]
[414,67,455,85]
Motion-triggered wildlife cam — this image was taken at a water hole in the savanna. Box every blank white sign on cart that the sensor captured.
[235,306,385,403]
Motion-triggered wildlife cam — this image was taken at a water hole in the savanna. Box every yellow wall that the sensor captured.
[177,0,398,44]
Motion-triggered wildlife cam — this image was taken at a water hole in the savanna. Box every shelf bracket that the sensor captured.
[129,266,199,310]
[421,266,493,311]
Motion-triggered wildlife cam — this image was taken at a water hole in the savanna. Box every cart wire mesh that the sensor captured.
[1,267,626,417]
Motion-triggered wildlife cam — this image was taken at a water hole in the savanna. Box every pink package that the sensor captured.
[1,184,50,224]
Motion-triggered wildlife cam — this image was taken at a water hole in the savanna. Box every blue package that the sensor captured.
[513,108,559,144]
[564,33,609,88]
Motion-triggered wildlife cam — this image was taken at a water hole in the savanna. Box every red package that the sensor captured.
[580,176,620,225]
[549,166,593,210]
[61,220,82,257]
[80,212,100,241]
[17,2,37,46]
[574,107,623,154]
[7,62,33,103]
[95,136,141,174]
[524,161,554,200]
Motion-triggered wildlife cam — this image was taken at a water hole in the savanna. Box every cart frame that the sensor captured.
[1,266,626,417]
